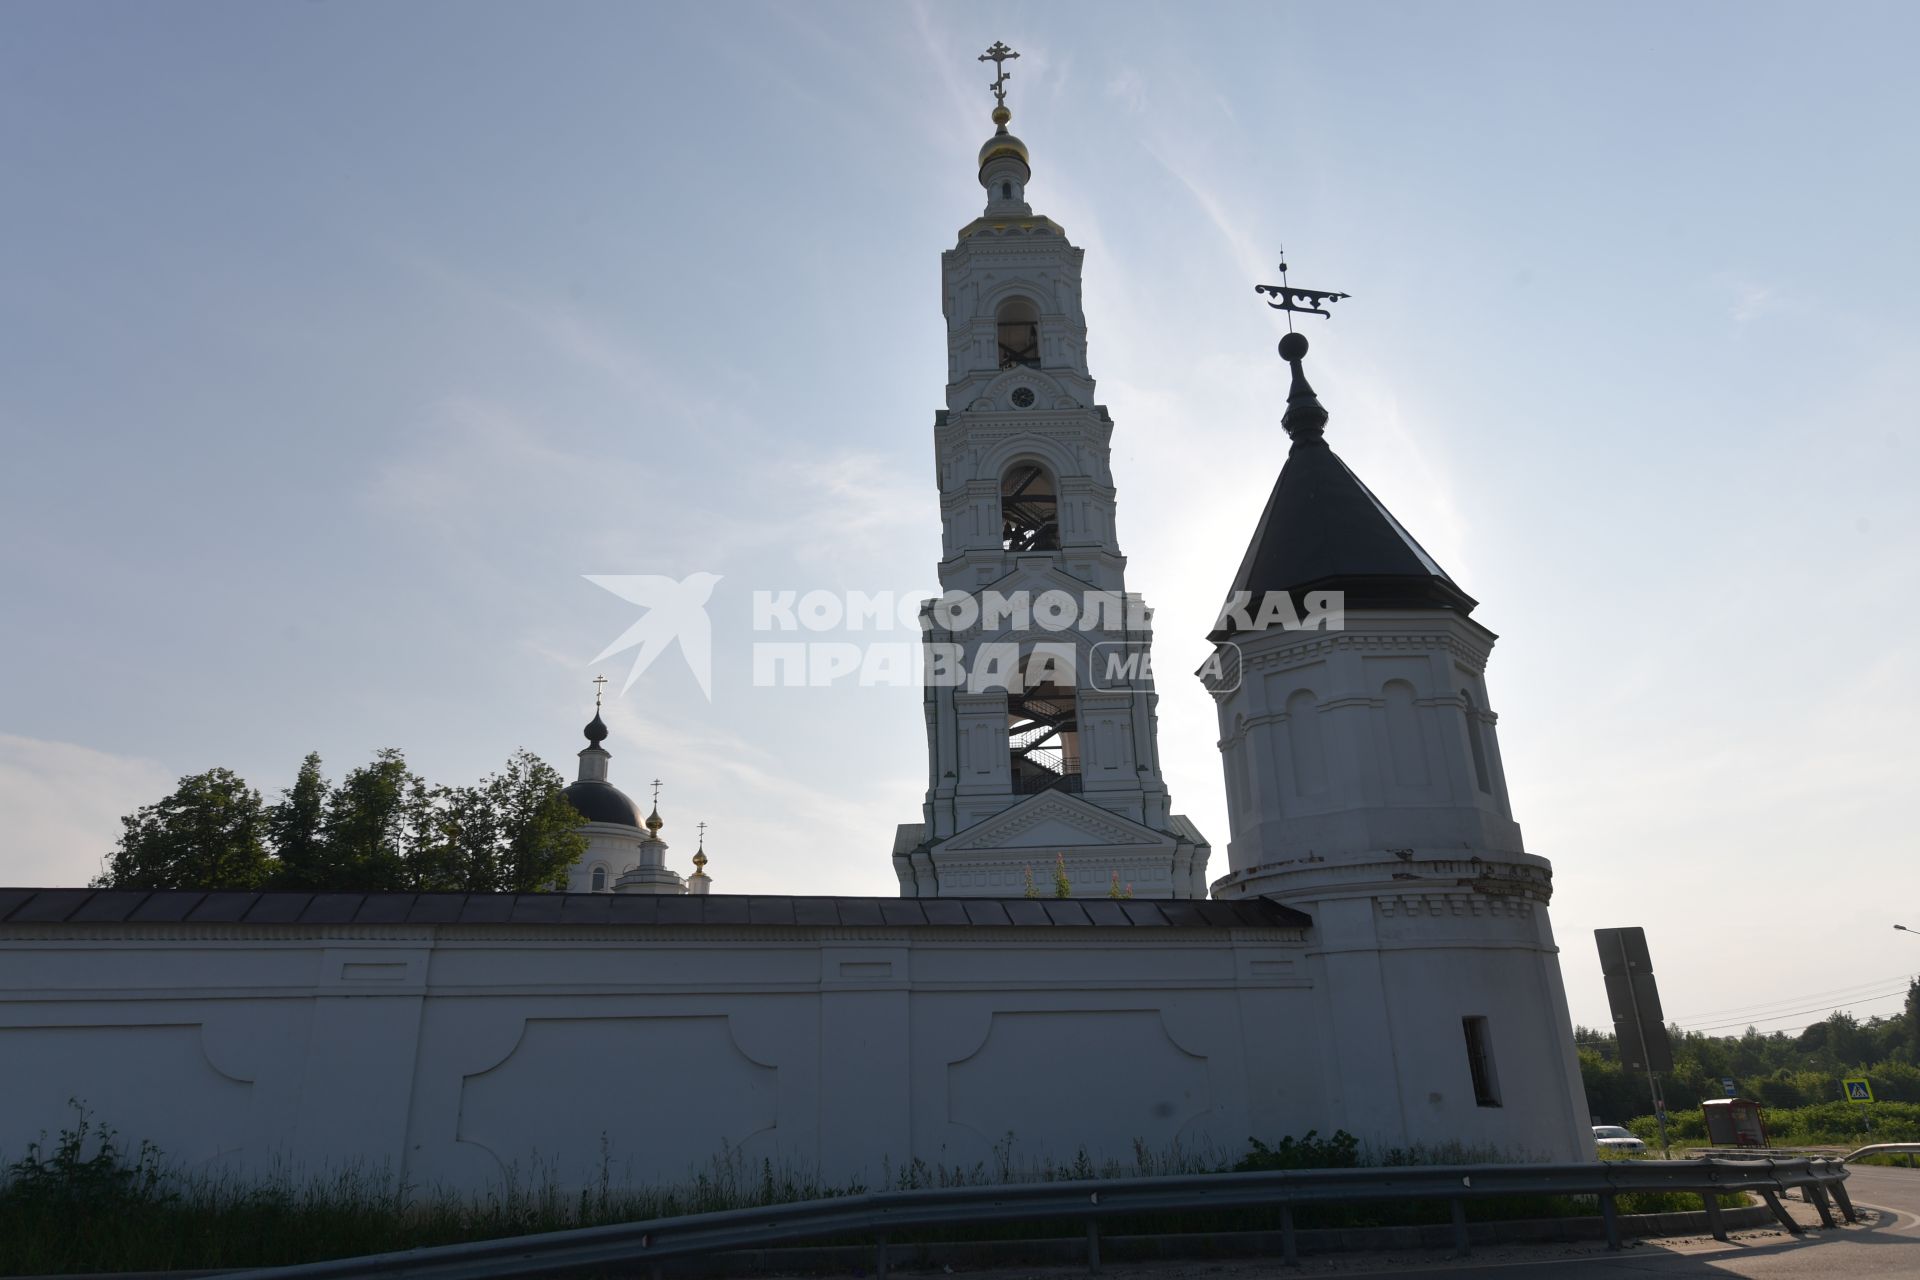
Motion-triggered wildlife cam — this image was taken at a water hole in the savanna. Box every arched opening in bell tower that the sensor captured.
[1009,648,1081,794]
[996,297,1040,369]
[1000,461,1060,551]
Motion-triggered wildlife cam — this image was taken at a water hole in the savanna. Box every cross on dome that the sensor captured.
[979,41,1018,116]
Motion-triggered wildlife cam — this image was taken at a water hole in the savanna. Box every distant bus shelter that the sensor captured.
[1702,1097,1768,1147]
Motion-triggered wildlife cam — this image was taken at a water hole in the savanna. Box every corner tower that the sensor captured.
[1203,308,1591,1160]
[892,45,1209,899]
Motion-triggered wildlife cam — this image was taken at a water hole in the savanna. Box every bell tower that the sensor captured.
[891,44,1210,899]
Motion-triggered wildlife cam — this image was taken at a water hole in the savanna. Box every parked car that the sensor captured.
[1592,1124,1648,1154]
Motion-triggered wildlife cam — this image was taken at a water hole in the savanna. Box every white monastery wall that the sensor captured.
[0,889,1590,1192]
[1,902,1358,1193]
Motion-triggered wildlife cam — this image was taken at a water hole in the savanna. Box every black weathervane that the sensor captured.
[1255,250,1350,330]
[1256,250,1346,442]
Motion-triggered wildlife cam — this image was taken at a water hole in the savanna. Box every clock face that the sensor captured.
[1011,386,1036,408]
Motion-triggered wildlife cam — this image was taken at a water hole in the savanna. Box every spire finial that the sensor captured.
[1255,251,1348,442]
[645,779,664,836]
[583,676,610,747]
[979,41,1019,128]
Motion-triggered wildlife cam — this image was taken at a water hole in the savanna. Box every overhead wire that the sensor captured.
[1670,971,1919,1025]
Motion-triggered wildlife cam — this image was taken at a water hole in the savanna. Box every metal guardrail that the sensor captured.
[219,1157,1854,1280]
[1845,1142,1920,1162]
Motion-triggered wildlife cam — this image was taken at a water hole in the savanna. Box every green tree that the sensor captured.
[266,753,330,890]
[318,748,426,891]
[94,769,273,889]
[101,747,586,895]
[408,750,584,893]
[490,749,588,892]
[1052,853,1072,899]
[1904,979,1920,1066]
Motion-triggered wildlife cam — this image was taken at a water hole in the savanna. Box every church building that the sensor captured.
[558,701,710,896]
[0,45,1593,1197]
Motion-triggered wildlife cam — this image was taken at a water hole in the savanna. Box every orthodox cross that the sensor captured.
[1255,248,1350,331]
[591,674,607,709]
[696,821,708,847]
[979,41,1018,108]
[651,779,663,806]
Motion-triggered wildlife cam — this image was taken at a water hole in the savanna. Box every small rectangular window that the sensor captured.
[1463,1016,1501,1107]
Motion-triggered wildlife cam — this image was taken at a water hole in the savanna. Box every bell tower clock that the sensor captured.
[891,44,1210,899]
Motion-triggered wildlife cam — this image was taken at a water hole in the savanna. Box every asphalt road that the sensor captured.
[910,1165,1920,1280]
[1260,1164,1920,1278]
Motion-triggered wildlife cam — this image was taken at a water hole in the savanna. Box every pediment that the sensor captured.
[939,790,1171,853]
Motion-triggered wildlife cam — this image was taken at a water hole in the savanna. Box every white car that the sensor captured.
[1593,1124,1648,1154]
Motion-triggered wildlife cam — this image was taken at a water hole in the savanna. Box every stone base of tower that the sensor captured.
[1215,847,1593,1162]
[893,787,1209,898]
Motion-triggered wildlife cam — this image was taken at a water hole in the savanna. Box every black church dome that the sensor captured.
[562,780,642,828]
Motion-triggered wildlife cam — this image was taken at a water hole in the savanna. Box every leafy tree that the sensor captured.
[317,748,427,891]
[95,769,273,889]
[266,753,330,890]
[488,749,589,892]
[99,747,592,894]
[1905,978,1920,1065]
[417,752,584,893]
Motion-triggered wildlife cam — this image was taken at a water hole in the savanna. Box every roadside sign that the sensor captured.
[1845,1078,1874,1103]
[1722,1077,1737,1097]
[1595,927,1674,1073]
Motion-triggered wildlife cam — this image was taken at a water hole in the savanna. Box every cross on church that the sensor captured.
[979,41,1018,108]
[1255,249,1350,329]
[592,674,607,709]
[651,779,663,806]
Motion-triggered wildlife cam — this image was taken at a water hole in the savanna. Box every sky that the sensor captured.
[2,1,1917,1038]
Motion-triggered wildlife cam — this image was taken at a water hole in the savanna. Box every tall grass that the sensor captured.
[1,1109,1729,1275]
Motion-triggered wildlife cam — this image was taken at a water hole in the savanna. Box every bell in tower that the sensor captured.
[890,44,1210,900]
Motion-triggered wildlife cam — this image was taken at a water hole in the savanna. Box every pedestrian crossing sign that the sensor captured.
[1844,1078,1874,1103]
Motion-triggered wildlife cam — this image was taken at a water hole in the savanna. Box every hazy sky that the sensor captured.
[3,1,1916,1037]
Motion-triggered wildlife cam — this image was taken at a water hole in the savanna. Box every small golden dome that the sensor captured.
[978,128,1030,170]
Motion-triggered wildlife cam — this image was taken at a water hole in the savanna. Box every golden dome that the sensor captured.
[978,128,1030,170]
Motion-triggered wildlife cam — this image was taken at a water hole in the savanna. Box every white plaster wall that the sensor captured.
[0,922,1325,1193]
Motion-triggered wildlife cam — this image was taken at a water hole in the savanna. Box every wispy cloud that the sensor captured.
[0,735,173,886]
[1729,281,1778,325]
[1107,66,1148,114]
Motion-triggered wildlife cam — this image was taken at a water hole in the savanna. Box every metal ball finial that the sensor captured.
[1278,331,1310,363]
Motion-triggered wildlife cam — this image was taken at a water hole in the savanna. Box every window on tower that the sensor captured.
[1000,462,1059,551]
[1009,649,1080,795]
[996,297,1040,369]
[1462,1016,1502,1107]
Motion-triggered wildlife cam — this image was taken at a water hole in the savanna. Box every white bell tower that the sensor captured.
[892,44,1209,899]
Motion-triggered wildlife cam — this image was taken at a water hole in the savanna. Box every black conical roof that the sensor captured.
[1210,346,1474,641]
